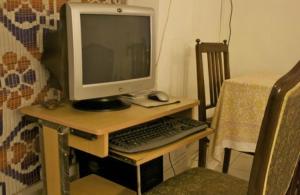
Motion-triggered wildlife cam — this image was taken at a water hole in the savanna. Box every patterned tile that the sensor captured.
[1,52,36,110]
[0,0,127,194]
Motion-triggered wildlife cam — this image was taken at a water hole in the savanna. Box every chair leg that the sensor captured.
[198,137,209,167]
[222,148,231,173]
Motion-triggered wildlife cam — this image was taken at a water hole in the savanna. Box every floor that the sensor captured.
[17,150,254,195]
[214,150,254,181]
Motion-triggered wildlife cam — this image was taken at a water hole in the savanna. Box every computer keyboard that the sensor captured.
[109,117,208,153]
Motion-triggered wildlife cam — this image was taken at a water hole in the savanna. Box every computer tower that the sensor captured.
[75,150,163,193]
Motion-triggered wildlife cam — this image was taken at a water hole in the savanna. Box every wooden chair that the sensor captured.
[194,39,233,170]
[145,61,300,195]
[195,39,230,122]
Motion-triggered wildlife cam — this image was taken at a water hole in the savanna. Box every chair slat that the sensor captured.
[198,43,228,52]
[223,51,230,79]
[212,52,218,102]
[195,47,207,121]
[219,53,224,83]
[207,53,215,106]
[215,52,221,99]
[207,52,215,104]
[211,52,218,106]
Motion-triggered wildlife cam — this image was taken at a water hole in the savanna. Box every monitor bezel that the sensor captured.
[66,3,155,100]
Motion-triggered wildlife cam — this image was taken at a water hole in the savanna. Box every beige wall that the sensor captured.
[129,0,300,90]
[128,0,222,178]
[221,0,300,77]
[128,0,221,99]
[127,0,300,173]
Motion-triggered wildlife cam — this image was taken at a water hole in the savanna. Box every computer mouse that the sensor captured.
[148,91,169,102]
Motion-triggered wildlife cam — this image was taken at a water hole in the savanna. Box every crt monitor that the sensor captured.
[42,3,155,111]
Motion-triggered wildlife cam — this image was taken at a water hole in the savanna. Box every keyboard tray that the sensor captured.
[109,117,208,153]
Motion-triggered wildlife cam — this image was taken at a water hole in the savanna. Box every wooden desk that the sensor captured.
[21,98,213,195]
[211,74,280,162]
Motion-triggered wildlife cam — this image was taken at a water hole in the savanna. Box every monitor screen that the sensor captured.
[63,3,155,101]
[80,14,151,85]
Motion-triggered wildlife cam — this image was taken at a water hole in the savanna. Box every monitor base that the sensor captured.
[72,97,131,111]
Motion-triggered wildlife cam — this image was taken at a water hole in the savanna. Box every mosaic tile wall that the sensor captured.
[0,0,126,194]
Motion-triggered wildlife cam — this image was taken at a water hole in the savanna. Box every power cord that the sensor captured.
[219,0,224,41]
[154,0,173,88]
[228,0,233,45]
[155,0,173,67]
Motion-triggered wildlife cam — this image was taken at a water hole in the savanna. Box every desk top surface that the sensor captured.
[21,98,198,135]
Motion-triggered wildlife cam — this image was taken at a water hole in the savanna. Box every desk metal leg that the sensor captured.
[58,127,70,195]
[38,121,47,195]
[136,165,142,195]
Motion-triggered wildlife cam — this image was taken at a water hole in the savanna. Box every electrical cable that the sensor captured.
[154,0,173,89]
[219,0,224,41]
[228,0,233,45]
[155,0,173,67]
[168,153,176,176]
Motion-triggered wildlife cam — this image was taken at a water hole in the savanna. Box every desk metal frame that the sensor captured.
[22,99,213,195]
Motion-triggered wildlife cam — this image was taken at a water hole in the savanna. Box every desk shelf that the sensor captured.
[70,174,135,195]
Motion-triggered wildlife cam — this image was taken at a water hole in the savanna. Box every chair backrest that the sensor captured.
[248,61,300,195]
[287,160,300,194]
[195,39,230,121]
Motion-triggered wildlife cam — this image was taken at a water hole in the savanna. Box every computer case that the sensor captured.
[75,150,163,193]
